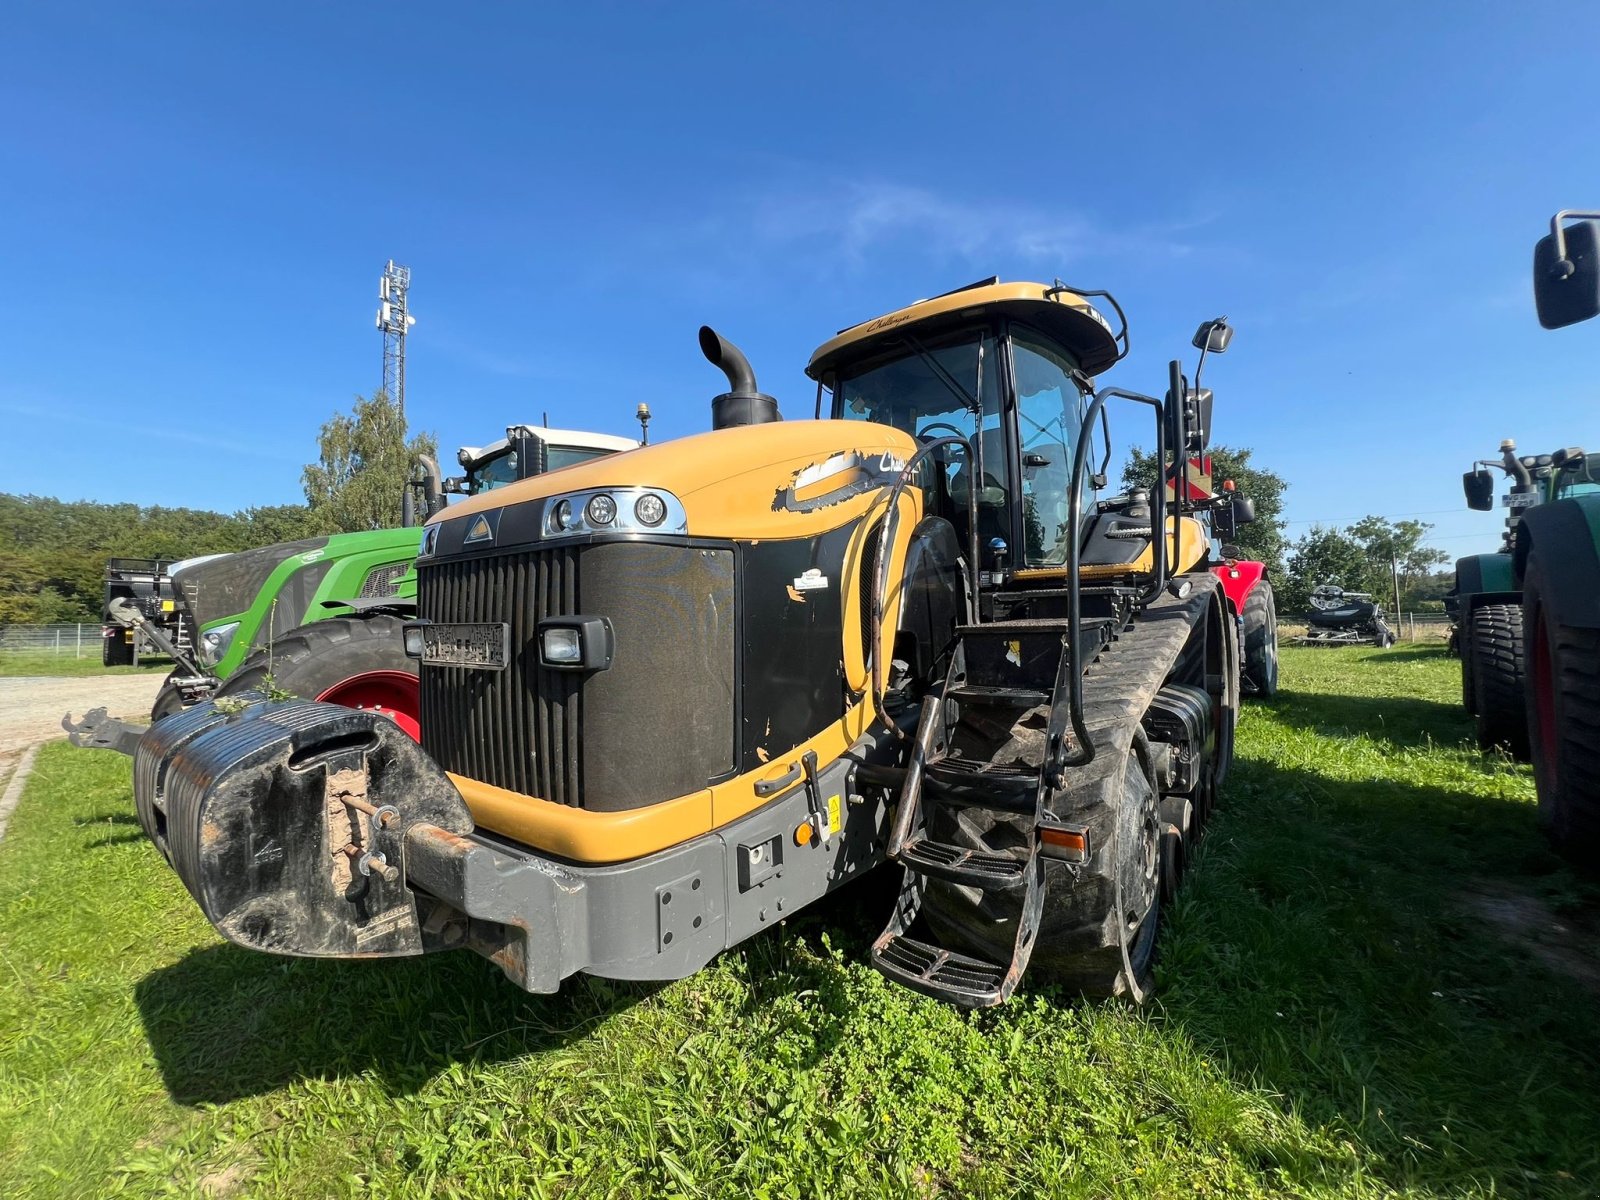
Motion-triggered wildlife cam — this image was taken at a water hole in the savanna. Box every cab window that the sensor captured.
[1010,330,1090,566]
[836,331,1008,515]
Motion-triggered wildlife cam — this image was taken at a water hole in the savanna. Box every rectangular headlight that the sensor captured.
[402,622,429,659]
[540,628,582,664]
[536,616,614,671]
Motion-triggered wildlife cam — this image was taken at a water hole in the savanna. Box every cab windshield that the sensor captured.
[836,331,1008,517]
[833,326,1090,569]
[465,443,618,494]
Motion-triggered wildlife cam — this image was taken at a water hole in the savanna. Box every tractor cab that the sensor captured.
[808,280,1125,584]
[808,280,1225,611]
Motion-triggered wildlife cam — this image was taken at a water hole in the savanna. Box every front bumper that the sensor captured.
[131,695,894,991]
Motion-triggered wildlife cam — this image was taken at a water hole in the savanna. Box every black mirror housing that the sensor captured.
[1463,469,1495,511]
[1230,494,1256,526]
[1192,319,1233,354]
[1535,219,1600,329]
[1184,387,1213,453]
[507,427,550,481]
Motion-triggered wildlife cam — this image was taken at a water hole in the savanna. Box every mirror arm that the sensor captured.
[1548,210,1600,278]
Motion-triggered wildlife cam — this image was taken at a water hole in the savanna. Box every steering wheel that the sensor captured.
[916,421,970,445]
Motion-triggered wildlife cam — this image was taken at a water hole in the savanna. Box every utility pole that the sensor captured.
[1391,555,1403,623]
[376,261,415,422]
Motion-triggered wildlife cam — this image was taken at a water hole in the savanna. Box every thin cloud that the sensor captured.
[744,180,1201,269]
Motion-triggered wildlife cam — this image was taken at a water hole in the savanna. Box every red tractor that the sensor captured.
[1165,449,1278,697]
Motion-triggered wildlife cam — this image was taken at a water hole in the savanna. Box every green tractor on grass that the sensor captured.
[124,424,637,734]
[1515,210,1600,869]
[1452,438,1598,759]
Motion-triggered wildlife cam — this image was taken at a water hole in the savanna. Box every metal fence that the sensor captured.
[0,623,104,657]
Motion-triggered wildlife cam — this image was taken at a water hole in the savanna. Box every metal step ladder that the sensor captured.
[870,618,1108,1006]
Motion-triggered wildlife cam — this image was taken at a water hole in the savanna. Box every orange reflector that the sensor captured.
[1039,827,1087,854]
[794,821,814,846]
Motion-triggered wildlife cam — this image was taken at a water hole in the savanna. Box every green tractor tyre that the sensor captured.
[1467,603,1528,759]
[1523,543,1600,868]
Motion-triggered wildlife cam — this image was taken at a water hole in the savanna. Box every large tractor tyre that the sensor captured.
[1523,549,1600,869]
[214,613,420,741]
[103,628,134,668]
[1240,580,1279,699]
[922,734,1163,999]
[1468,603,1529,759]
[1209,611,1240,800]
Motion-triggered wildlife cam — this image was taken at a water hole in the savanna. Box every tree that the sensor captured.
[1346,516,1451,604]
[1121,443,1289,574]
[301,391,437,533]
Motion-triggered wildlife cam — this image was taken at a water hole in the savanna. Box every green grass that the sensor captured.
[0,652,167,678]
[1,646,1596,1198]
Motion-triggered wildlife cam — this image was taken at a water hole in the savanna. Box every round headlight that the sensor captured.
[553,498,574,529]
[586,494,617,525]
[634,493,667,526]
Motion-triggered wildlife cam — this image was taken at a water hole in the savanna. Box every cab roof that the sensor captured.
[805,279,1123,386]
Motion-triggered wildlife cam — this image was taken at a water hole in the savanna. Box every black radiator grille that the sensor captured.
[417,548,583,806]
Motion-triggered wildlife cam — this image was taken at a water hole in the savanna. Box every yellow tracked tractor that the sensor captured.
[116,278,1245,1006]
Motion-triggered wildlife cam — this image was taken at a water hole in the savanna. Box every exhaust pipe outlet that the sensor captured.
[700,325,781,430]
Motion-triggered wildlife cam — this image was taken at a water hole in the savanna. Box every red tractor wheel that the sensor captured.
[212,613,421,741]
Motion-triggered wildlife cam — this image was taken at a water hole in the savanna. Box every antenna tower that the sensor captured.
[376,260,415,420]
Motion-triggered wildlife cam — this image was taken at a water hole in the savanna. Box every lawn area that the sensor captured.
[0,645,1595,1198]
[0,652,167,678]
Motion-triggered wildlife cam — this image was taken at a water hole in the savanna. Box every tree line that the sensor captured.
[2,392,1448,626]
[0,392,433,624]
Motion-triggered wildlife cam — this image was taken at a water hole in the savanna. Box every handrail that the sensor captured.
[1054,385,1168,772]
[869,434,978,739]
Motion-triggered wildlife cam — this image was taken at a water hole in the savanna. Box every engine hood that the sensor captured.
[433,420,920,541]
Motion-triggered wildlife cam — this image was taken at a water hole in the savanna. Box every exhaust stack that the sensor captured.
[700,326,780,429]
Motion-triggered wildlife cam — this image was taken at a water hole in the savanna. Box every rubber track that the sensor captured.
[1470,603,1528,758]
[922,574,1222,990]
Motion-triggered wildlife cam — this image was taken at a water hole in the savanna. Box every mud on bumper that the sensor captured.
[133,697,891,992]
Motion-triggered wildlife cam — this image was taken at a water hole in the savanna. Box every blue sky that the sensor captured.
[3,2,1598,556]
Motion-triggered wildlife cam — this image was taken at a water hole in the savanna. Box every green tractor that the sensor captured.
[140,425,637,733]
[1516,210,1600,868]
[1452,438,1592,758]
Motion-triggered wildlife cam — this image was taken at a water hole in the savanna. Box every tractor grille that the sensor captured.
[359,561,409,599]
[418,548,584,806]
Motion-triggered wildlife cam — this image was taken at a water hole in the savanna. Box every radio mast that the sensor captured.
[376,260,415,421]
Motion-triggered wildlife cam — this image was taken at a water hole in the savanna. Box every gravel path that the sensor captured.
[0,675,164,759]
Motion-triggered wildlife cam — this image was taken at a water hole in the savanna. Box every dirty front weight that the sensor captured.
[135,696,475,959]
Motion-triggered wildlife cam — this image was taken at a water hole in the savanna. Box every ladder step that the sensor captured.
[946,684,1049,707]
[871,932,1009,1007]
[922,760,1037,813]
[898,836,1029,890]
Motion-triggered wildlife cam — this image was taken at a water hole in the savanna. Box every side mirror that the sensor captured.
[1184,387,1213,453]
[1192,318,1233,354]
[1230,494,1256,526]
[1463,469,1495,511]
[507,427,549,480]
[1535,218,1600,329]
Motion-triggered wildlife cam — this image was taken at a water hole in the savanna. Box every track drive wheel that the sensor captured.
[922,735,1163,999]
[214,613,420,741]
[1524,547,1600,871]
[1468,602,1529,759]
[1240,580,1279,698]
